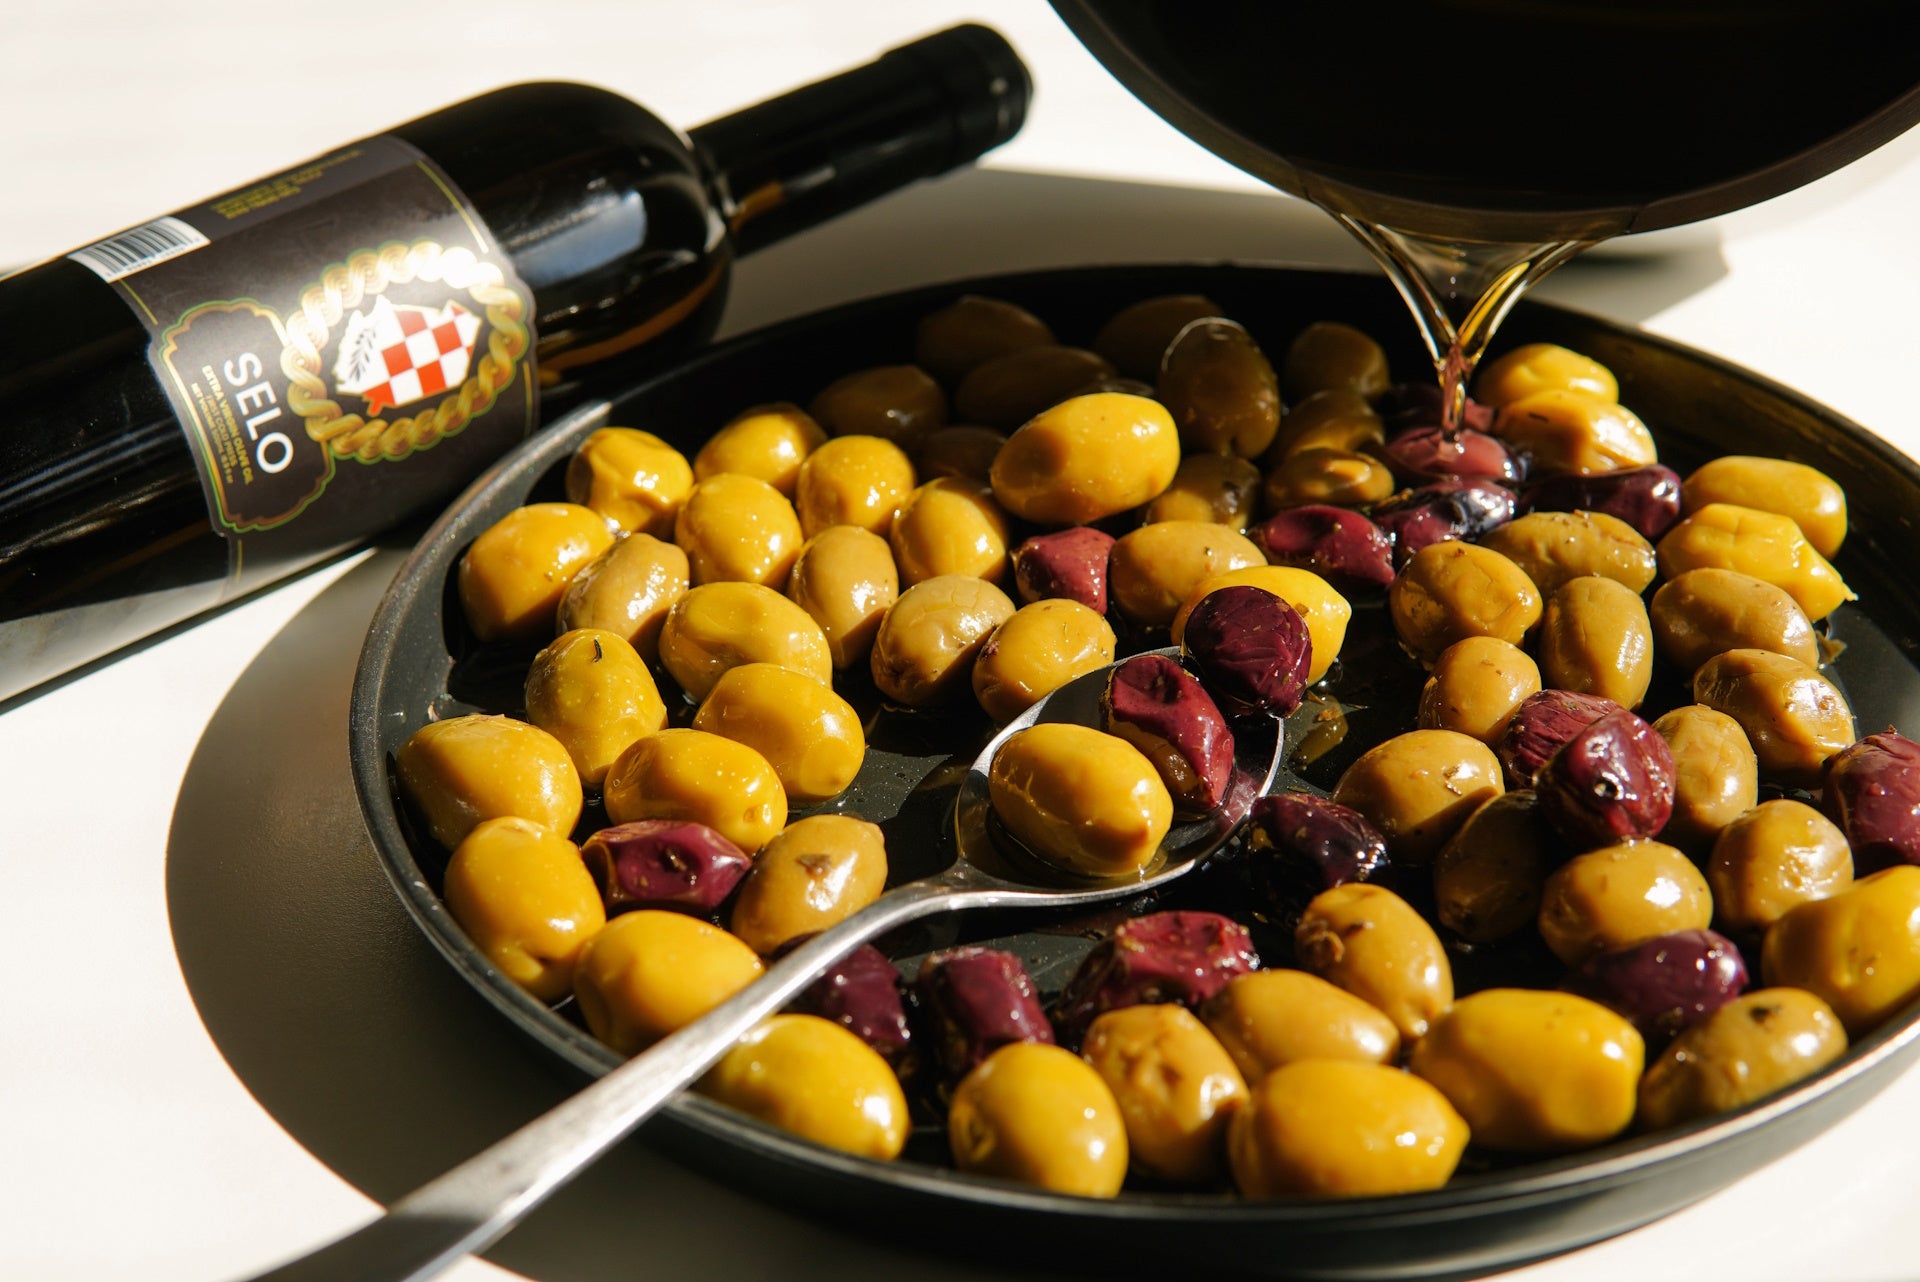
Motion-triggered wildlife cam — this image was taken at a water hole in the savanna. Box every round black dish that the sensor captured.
[349,263,1920,1281]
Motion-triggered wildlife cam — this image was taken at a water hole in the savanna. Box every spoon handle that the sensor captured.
[238,876,962,1282]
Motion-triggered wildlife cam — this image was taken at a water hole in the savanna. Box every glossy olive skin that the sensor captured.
[915,425,1010,484]
[1654,705,1759,854]
[1107,522,1265,627]
[673,473,805,590]
[1478,509,1656,597]
[1012,526,1116,615]
[1053,912,1261,1044]
[1708,799,1853,933]
[1388,427,1525,487]
[1081,1003,1249,1186]
[1172,565,1353,686]
[1262,447,1397,510]
[808,363,947,452]
[699,1013,910,1160]
[972,598,1117,724]
[692,662,864,804]
[1296,882,1453,1042]
[692,401,827,496]
[990,392,1183,525]
[1266,388,1385,463]
[458,502,617,644]
[1417,635,1541,745]
[919,947,1057,1080]
[1252,505,1395,595]
[1520,463,1685,542]
[1682,455,1848,558]
[1103,653,1235,813]
[1496,690,1619,789]
[1537,840,1712,967]
[443,817,605,1002]
[947,1042,1129,1197]
[564,426,694,538]
[1637,988,1847,1130]
[1228,1060,1466,1199]
[1329,729,1504,866]
[1538,577,1655,710]
[988,723,1174,878]
[955,344,1118,430]
[657,580,833,702]
[1182,585,1314,717]
[1692,648,1856,789]
[1432,790,1553,944]
[889,476,1011,586]
[1093,293,1224,381]
[1157,317,1282,458]
[1410,988,1644,1152]
[915,294,1055,382]
[1282,321,1390,402]
[1577,929,1749,1044]
[523,629,667,787]
[1649,567,1820,675]
[602,727,787,854]
[1475,342,1619,408]
[793,944,914,1071]
[1371,480,1520,568]
[1244,793,1390,933]
[1491,389,1659,475]
[1825,732,1920,874]
[580,820,751,917]
[572,910,764,1054]
[1762,866,1920,1036]
[1656,503,1854,622]
[869,574,1015,707]
[396,714,583,849]
[784,525,899,670]
[793,434,918,539]
[1389,540,1543,668]
[555,531,690,662]
[728,814,888,956]
[1536,707,1676,849]
[1145,453,1264,529]
[1202,969,1402,1078]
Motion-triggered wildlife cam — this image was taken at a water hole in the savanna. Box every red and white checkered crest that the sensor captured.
[332,295,482,414]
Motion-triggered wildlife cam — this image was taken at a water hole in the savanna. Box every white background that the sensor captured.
[5,4,1920,1281]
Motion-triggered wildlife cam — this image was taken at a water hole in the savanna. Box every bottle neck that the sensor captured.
[688,24,1030,256]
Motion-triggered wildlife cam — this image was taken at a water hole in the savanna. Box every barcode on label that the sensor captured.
[68,216,210,282]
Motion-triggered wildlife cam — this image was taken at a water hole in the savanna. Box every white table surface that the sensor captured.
[6,4,1920,1281]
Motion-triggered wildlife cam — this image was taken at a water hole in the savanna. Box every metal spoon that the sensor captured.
[245,647,1283,1282]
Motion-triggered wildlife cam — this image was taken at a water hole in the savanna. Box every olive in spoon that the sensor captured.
[245,647,1282,1282]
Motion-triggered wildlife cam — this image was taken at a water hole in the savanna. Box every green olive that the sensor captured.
[1417,635,1542,745]
[1263,389,1384,466]
[602,727,786,853]
[555,531,690,662]
[948,1041,1128,1197]
[1108,521,1267,627]
[692,402,827,496]
[1708,799,1853,933]
[657,580,833,702]
[1649,567,1820,674]
[1491,389,1658,475]
[1157,317,1282,458]
[572,910,764,1054]
[915,294,1055,383]
[673,473,804,590]
[889,476,1012,586]
[808,363,947,452]
[1296,882,1454,1041]
[1477,509,1656,597]
[1432,790,1553,944]
[728,814,888,956]
[1537,840,1712,967]
[1092,293,1224,381]
[869,573,1015,707]
[1081,1003,1248,1186]
[990,392,1182,526]
[1410,988,1643,1152]
[988,722,1174,878]
[700,1014,909,1159]
[443,816,605,1002]
[1389,541,1542,668]
[1538,576,1654,710]
[1474,343,1618,408]
[954,344,1117,430]
[458,502,616,644]
[1692,648,1855,789]
[971,598,1117,724]
[1637,989,1847,1130]
[395,713,583,849]
[692,662,864,804]
[1682,455,1847,559]
[915,425,1009,484]
[1201,969,1402,1079]
[564,426,694,538]
[1329,729,1504,866]
[1228,1060,1466,1198]
[1653,705,1759,854]
[1656,503,1853,622]
[1762,866,1920,1036]
[794,434,918,539]
[1171,566,1352,686]
[1143,453,1263,530]
[1281,321,1390,402]
[1261,447,1396,510]
[523,628,668,787]
[784,525,900,671]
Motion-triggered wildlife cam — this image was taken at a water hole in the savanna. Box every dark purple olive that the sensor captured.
[1370,480,1518,566]
[1824,731,1920,874]
[1519,463,1684,542]
[1011,526,1116,614]
[1103,653,1235,813]
[1577,928,1749,1044]
[1378,427,1524,485]
[1251,505,1395,595]
[579,820,751,916]
[790,943,914,1071]
[1181,585,1313,716]
[1245,792,1390,932]
[1497,689,1622,789]
[917,946,1055,1080]
[1537,707,1677,848]
[1377,381,1496,434]
[1052,911,1260,1044]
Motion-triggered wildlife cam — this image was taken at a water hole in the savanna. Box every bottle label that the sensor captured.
[69,136,537,594]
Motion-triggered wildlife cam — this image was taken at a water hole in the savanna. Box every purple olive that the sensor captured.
[1824,731,1920,874]
[1537,707,1677,848]
[1377,381,1496,435]
[1577,928,1749,1044]
[1245,792,1390,931]
[1370,480,1518,566]
[1103,652,1236,813]
[1011,526,1116,614]
[1497,689,1622,789]
[1378,427,1524,485]
[1053,911,1260,1044]
[791,943,914,1071]
[917,946,1055,1079]
[1181,585,1313,716]
[1250,505,1395,595]
[580,820,751,916]
[1519,463,1684,542]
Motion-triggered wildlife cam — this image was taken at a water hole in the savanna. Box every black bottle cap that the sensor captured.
[882,23,1033,168]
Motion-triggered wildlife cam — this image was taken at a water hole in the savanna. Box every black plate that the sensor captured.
[349,263,1920,1280]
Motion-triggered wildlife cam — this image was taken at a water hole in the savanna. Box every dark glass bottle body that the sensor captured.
[0,24,1029,702]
